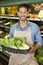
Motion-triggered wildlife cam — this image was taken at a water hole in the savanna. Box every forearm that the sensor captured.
[29,44,40,53]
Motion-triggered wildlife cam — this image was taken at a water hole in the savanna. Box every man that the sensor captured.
[9,4,42,65]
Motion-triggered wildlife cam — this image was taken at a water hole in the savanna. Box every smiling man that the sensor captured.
[9,4,42,65]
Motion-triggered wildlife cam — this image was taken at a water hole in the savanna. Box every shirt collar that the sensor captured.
[17,20,30,30]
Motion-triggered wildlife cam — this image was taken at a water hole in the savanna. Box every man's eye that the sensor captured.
[20,12,27,13]
[20,12,22,13]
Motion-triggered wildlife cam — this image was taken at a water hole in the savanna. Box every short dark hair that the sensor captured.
[18,4,28,11]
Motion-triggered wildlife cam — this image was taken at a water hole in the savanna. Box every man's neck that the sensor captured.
[19,20,27,28]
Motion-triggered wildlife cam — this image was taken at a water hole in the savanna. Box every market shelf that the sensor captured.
[0,16,19,20]
[0,51,10,65]
[0,25,10,29]
[0,16,43,21]
[0,16,43,38]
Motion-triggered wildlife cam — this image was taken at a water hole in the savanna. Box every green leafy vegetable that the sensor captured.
[0,37,29,50]
[35,46,43,63]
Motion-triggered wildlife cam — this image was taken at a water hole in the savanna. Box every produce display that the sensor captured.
[0,19,17,38]
[0,19,17,27]
[0,4,43,64]
[0,38,43,63]
[0,37,29,50]
[35,46,43,64]
[9,20,17,26]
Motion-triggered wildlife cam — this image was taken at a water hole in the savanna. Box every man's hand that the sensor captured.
[29,45,40,53]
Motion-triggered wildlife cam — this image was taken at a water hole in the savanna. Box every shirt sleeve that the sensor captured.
[34,25,42,47]
[10,25,16,38]
[10,27,13,38]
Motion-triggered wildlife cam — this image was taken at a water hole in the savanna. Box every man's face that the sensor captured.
[18,7,28,21]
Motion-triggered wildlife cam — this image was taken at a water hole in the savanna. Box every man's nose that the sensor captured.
[21,13,25,16]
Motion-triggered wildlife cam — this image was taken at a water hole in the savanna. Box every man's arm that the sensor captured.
[10,24,16,38]
[29,44,40,53]
[29,25,42,53]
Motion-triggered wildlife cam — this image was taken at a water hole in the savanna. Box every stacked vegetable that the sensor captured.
[0,38,29,50]
[0,38,43,63]
[35,45,43,64]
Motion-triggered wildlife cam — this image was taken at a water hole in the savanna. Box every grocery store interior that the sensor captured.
[0,0,43,65]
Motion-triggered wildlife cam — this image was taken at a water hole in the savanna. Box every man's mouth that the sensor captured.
[21,16,25,18]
